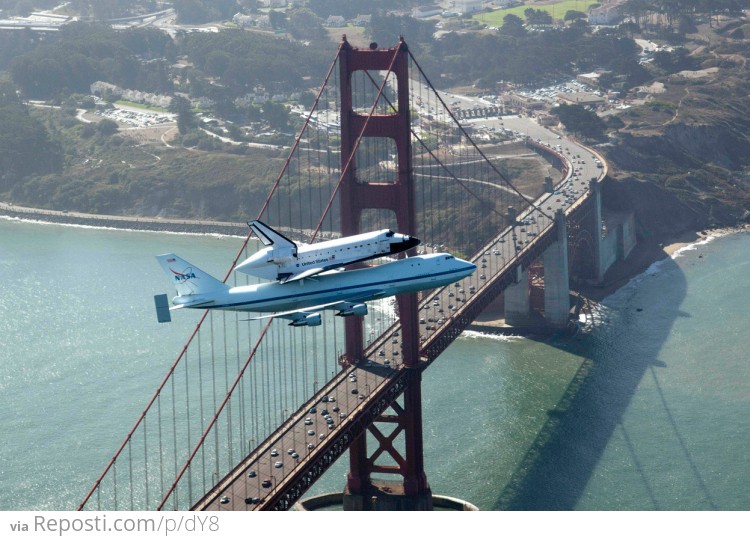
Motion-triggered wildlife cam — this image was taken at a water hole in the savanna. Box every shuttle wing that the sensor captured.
[281,266,326,283]
[280,265,345,283]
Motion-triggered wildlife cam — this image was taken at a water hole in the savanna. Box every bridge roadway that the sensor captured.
[192,140,604,511]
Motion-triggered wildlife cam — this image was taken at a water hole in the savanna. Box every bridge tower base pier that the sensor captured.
[343,480,433,511]
[504,265,535,327]
[542,210,571,327]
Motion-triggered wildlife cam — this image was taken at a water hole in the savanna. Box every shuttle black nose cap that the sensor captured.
[391,236,421,254]
[404,236,421,249]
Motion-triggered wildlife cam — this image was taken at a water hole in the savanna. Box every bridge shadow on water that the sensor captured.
[493,254,696,510]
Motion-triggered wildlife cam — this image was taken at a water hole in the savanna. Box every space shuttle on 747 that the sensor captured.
[154,252,476,326]
[234,220,420,283]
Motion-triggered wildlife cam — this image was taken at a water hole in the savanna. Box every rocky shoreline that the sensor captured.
[0,202,249,237]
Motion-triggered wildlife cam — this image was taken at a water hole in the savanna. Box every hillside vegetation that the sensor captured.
[601,21,750,233]
[0,3,748,235]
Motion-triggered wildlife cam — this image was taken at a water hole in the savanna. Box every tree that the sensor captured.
[0,75,19,104]
[524,8,553,26]
[169,95,196,134]
[554,103,606,140]
[564,10,587,22]
[287,8,327,41]
[0,102,62,190]
[268,10,286,30]
[262,101,289,131]
[500,14,526,37]
[96,118,119,135]
[659,47,698,72]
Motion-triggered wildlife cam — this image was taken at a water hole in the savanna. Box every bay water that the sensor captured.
[1,217,748,510]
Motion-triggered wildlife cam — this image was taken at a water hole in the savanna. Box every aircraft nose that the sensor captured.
[462,259,477,273]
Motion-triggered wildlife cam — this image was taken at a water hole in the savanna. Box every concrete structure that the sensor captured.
[577,71,608,88]
[90,81,172,108]
[504,210,571,329]
[352,14,371,27]
[455,0,485,14]
[296,492,478,511]
[557,92,605,107]
[326,15,346,27]
[412,5,442,18]
[600,211,637,275]
[504,266,531,326]
[504,93,547,114]
[232,13,254,27]
[542,211,570,327]
[589,4,622,25]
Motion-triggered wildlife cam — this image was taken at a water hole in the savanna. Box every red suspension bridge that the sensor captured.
[78,37,607,511]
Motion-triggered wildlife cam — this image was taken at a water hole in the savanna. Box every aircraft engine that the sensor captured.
[337,304,368,317]
[289,313,322,327]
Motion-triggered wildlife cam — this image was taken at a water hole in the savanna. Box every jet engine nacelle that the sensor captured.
[337,304,368,317]
[289,313,322,327]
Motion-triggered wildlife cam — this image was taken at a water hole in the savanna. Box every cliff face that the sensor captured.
[602,176,710,240]
[663,123,750,170]
[601,36,750,235]
[604,126,749,235]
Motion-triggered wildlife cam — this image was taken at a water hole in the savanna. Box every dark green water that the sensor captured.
[1,218,748,510]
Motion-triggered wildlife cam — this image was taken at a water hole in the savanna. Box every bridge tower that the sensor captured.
[337,37,432,510]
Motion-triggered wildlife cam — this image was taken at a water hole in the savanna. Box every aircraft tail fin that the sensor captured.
[248,220,297,251]
[156,254,229,297]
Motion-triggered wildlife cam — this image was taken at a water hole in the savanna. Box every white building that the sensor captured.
[232,13,254,27]
[493,0,522,7]
[325,15,346,27]
[412,5,442,18]
[589,5,621,25]
[455,0,484,15]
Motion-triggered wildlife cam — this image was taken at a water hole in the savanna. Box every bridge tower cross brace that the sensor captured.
[337,37,431,509]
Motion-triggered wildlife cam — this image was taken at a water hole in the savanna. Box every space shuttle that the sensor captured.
[234,220,420,283]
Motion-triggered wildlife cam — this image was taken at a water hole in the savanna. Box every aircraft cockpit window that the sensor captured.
[385,231,394,237]
[445,255,453,260]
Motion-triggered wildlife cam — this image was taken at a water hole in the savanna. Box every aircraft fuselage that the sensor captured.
[174,253,475,314]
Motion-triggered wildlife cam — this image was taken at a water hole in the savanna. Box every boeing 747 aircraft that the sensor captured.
[155,252,475,326]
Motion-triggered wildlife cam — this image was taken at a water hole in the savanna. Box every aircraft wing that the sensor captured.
[246,293,386,326]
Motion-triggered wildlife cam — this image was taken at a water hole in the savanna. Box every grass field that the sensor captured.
[473,0,600,26]
[115,100,169,113]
